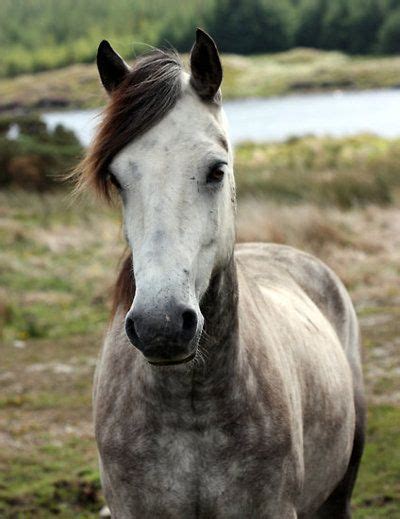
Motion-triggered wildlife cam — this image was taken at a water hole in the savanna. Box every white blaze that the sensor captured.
[110,72,235,315]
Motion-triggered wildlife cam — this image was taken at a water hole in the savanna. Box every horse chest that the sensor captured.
[99,399,295,518]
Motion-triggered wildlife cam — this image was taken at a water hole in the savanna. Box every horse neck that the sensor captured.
[199,254,240,372]
[126,254,254,431]
[136,254,242,402]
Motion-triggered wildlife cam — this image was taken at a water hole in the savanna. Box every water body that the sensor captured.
[43,89,400,147]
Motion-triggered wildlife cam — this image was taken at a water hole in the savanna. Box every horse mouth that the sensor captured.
[146,350,197,366]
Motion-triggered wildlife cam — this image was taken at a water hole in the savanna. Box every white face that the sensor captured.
[110,74,235,362]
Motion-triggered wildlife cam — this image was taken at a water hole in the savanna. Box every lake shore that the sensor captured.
[2,48,400,112]
[41,90,400,147]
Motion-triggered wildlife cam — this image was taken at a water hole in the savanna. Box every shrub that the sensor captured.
[0,115,82,190]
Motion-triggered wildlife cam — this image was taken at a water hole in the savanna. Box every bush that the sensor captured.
[0,115,82,190]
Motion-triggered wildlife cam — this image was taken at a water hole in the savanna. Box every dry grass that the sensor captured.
[0,189,399,517]
[2,49,400,111]
[0,64,106,111]
[235,135,400,208]
[237,200,400,303]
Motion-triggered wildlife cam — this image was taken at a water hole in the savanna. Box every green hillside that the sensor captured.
[1,0,400,78]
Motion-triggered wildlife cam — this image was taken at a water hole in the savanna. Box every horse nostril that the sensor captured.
[125,315,143,351]
[181,308,198,340]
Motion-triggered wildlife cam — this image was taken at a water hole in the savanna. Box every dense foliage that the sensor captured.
[0,0,213,77]
[0,115,82,190]
[167,0,400,55]
[1,0,400,78]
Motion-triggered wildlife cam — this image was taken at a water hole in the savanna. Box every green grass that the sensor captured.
[0,441,102,518]
[0,328,103,516]
[235,134,400,207]
[0,373,398,518]
[1,321,399,517]
[2,48,400,111]
[3,127,400,208]
[0,148,399,515]
[0,191,122,343]
[353,406,400,518]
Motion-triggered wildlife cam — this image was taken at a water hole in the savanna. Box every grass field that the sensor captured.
[1,135,400,516]
[236,134,400,207]
[2,48,400,111]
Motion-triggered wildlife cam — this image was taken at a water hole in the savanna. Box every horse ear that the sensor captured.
[97,40,130,94]
[190,28,222,102]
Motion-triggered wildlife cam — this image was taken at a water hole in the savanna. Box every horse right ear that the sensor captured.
[190,28,222,102]
[97,40,130,94]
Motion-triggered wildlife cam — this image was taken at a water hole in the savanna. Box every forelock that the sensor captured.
[74,50,183,200]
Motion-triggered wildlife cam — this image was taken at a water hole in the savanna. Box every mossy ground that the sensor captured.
[1,136,400,516]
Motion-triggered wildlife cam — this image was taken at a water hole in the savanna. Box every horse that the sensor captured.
[75,29,365,518]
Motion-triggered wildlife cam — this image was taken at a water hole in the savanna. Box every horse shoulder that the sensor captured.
[235,242,361,369]
[235,241,361,437]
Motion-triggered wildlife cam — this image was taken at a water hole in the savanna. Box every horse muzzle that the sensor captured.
[124,302,202,365]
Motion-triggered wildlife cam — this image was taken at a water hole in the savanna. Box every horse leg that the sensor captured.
[313,395,365,519]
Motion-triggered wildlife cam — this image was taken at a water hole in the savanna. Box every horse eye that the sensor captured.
[206,166,225,184]
[109,172,122,191]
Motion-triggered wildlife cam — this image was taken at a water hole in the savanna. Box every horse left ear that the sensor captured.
[97,40,131,94]
[190,28,222,102]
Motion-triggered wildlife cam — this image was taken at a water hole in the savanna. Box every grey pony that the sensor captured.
[88,30,365,519]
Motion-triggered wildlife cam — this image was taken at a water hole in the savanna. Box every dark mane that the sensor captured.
[111,253,135,319]
[74,49,183,199]
[73,50,182,317]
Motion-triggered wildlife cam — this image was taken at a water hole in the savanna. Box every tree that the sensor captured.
[378,8,400,53]
[295,0,328,48]
[320,0,351,51]
[206,0,295,54]
[347,0,385,54]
